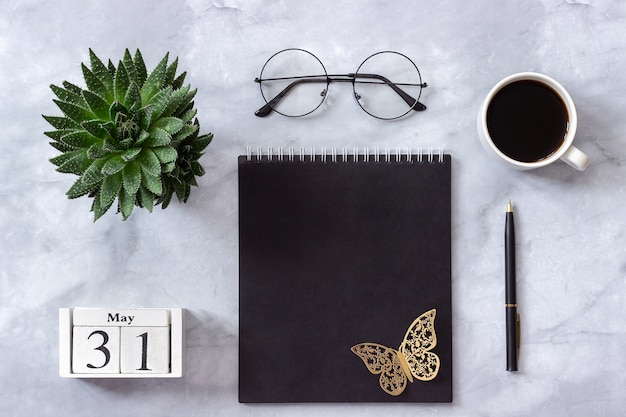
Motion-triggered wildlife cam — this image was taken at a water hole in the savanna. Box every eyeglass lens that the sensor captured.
[258,49,328,117]
[354,51,424,120]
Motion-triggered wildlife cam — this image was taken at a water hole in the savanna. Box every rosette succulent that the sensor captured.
[43,49,213,221]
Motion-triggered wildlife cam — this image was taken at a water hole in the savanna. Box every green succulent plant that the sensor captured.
[43,49,213,221]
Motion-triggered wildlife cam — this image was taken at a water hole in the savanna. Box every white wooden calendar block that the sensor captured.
[120,326,170,374]
[59,308,185,378]
[72,326,120,373]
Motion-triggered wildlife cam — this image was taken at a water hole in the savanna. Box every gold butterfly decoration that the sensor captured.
[351,309,440,396]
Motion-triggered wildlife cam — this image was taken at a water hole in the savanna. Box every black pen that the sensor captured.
[505,201,520,371]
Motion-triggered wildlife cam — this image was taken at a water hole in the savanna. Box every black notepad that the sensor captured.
[238,150,452,403]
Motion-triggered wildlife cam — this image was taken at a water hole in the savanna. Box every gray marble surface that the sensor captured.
[1,0,625,415]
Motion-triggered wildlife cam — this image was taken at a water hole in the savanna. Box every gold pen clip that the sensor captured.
[516,313,521,359]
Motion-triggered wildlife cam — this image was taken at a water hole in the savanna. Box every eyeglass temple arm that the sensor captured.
[254,78,326,117]
[254,75,427,117]
[349,73,427,111]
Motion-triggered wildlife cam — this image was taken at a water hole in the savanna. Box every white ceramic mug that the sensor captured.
[477,72,589,171]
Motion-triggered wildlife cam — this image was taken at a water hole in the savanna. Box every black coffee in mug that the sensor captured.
[486,80,569,162]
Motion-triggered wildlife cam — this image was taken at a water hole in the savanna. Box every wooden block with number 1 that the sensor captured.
[121,326,170,374]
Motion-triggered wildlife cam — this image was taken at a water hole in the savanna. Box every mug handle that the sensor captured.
[560,145,590,171]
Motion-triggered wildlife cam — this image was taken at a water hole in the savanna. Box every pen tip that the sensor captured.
[507,200,513,212]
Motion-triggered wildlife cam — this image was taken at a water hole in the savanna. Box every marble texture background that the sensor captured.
[1,0,625,415]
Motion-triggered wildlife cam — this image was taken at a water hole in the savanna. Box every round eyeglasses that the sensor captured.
[254,49,428,120]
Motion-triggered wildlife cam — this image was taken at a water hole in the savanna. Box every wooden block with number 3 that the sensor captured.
[72,326,120,373]
[120,326,170,374]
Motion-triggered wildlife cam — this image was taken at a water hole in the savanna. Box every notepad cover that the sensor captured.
[238,154,452,403]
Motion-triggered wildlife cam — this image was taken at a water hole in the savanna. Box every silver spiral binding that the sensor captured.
[245,146,446,163]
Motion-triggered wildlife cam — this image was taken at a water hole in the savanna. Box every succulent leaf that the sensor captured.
[50,84,89,108]
[114,61,130,102]
[176,88,198,116]
[138,149,161,176]
[89,49,114,93]
[194,133,214,151]
[82,90,111,120]
[172,71,186,89]
[135,130,150,146]
[49,141,75,153]
[160,185,174,209]
[99,121,118,142]
[122,49,139,85]
[82,63,113,102]
[43,115,80,130]
[107,60,116,78]
[145,127,172,147]
[139,186,154,212]
[103,137,123,152]
[118,189,135,220]
[161,85,190,118]
[87,144,108,159]
[102,155,127,176]
[54,99,96,123]
[142,170,163,195]
[56,151,91,175]
[100,172,123,208]
[153,146,178,164]
[138,105,155,130]
[45,128,76,142]
[140,53,168,103]
[133,49,148,87]
[152,117,183,134]
[122,162,142,195]
[174,181,191,202]
[67,176,98,199]
[191,160,206,176]
[50,149,83,167]
[179,108,197,125]
[173,124,198,142]
[81,159,106,186]
[123,81,142,111]
[61,131,99,148]
[162,161,175,173]
[92,191,115,222]
[121,147,142,162]
[81,120,111,140]
[62,81,84,95]
[44,49,213,220]
[145,86,172,122]
[164,58,178,87]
